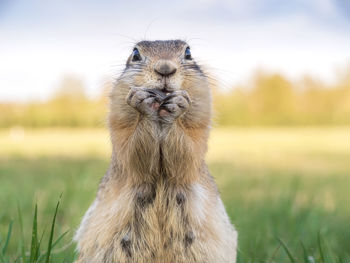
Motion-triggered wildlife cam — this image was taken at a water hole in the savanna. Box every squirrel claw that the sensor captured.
[126,87,160,117]
[158,90,191,123]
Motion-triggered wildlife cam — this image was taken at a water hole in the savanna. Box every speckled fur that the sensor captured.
[74,40,237,262]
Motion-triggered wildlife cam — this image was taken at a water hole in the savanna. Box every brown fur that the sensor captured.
[74,40,237,262]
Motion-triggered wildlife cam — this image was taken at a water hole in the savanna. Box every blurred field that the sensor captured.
[1,127,350,262]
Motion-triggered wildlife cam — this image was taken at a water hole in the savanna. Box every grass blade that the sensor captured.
[38,230,69,261]
[29,204,38,263]
[318,232,325,263]
[277,237,296,263]
[301,241,310,263]
[267,244,281,263]
[2,220,13,254]
[51,230,69,250]
[17,203,26,261]
[36,227,47,259]
[45,199,60,263]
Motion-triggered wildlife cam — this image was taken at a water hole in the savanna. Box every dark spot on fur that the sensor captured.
[163,229,174,249]
[136,192,154,207]
[121,235,132,258]
[166,196,170,208]
[185,231,195,247]
[135,184,156,208]
[151,251,156,259]
[176,193,186,205]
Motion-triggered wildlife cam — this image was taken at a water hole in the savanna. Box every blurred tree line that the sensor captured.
[214,66,350,126]
[1,67,350,127]
[0,76,110,127]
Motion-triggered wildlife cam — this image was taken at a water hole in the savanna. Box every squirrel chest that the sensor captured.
[77,178,222,263]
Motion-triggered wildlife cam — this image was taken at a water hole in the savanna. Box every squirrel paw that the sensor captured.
[126,87,160,117]
[159,90,191,123]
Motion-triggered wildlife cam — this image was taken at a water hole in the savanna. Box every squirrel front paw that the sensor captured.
[159,90,192,124]
[126,87,161,118]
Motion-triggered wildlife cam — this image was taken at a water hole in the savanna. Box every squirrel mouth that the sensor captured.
[160,84,173,95]
[146,88,172,103]
[161,88,172,95]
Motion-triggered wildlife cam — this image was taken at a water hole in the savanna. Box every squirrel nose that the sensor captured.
[154,60,177,77]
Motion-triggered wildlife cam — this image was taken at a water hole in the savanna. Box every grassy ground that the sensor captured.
[1,127,350,262]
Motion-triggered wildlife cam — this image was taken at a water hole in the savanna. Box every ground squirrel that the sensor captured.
[74,40,237,262]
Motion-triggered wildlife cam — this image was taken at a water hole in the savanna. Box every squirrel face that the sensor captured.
[122,40,205,93]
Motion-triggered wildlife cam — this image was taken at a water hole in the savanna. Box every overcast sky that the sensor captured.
[1,0,350,101]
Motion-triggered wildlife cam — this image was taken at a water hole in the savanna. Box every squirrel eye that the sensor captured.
[184,47,192,60]
[132,48,142,62]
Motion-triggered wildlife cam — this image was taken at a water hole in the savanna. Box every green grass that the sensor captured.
[1,128,350,262]
[0,196,74,262]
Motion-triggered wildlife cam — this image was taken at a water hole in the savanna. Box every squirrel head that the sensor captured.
[120,40,207,93]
